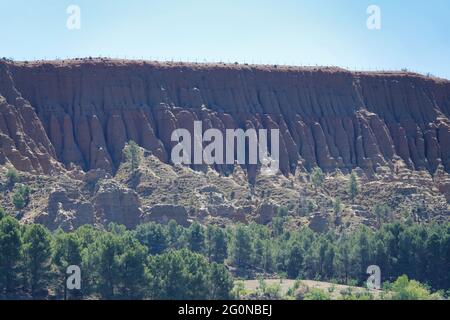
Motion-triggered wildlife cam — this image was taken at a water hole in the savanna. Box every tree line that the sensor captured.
[0,209,232,300]
[0,206,449,299]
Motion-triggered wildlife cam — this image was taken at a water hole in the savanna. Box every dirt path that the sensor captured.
[241,279,381,299]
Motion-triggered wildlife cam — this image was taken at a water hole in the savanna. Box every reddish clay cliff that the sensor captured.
[1,58,450,177]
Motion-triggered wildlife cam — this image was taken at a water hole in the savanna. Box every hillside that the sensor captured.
[0,58,449,230]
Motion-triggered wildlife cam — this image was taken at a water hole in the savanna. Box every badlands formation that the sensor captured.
[0,58,449,230]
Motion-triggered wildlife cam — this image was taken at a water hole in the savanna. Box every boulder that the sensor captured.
[93,180,142,228]
[308,214,329,233]
[207,204,248,223]
[142,204,189,227]
[438,180,450,202]
[84,169,111,185]
[256,202,279,224]
[37,189,94,231]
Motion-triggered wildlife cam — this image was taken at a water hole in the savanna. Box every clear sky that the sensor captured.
[1,0,449,79]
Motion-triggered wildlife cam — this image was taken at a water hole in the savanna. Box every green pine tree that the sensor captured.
[0,216,22,297]
[23,224,52,297]
[348,171,359,201]
[311,167,325,189]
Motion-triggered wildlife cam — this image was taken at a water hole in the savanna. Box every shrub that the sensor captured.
[340,288,374,300]
[12,184,30,210]
[306,199,315,213]
[311,167,325,189]
[387,275,443,300]
[232,280,249,299]
[6,168,19,187]
[303,288,331,300]
[256,278,282,299]
[12,193,25,210]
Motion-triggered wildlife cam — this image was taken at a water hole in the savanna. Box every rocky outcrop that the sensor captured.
[256,202,280,224]
[142,204,189,227]
[308,214,329,233]
[93,180,142,228]
[1,59,450,178]
[0,63,61,174]
[37,188,94,231]
[32,179,142,230]
[2,141,448,231]
[207,204,249,223]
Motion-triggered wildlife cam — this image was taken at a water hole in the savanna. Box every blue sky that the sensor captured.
[1,0,449,79]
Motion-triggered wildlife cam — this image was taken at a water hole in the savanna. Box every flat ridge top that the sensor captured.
[2,58,448,83]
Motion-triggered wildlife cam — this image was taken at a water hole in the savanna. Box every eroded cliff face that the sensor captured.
[1,59,450,177]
